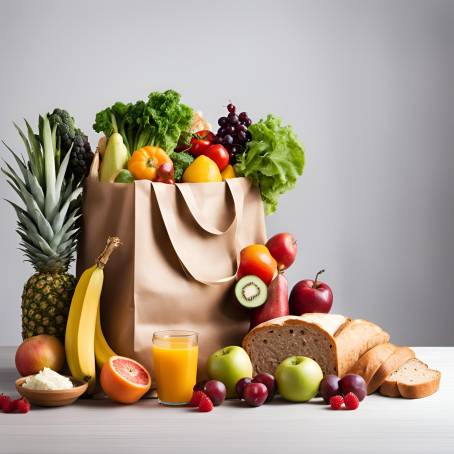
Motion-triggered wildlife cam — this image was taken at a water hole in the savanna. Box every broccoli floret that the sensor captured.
[48,108,76,153]
[172,152,194,181]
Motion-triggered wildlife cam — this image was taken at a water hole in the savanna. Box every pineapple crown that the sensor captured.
[2,115,83,273]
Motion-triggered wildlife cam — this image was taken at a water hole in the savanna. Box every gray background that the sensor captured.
[0,0,453,346]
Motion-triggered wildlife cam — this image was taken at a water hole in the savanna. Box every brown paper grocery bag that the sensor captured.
[77,153,267,377]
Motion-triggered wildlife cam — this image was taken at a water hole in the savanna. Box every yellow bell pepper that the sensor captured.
[221,165,236,180]
[182,155,222,183]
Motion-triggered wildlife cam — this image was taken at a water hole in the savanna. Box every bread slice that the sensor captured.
[379,358,441,399]
[368,346,415,394]
[242,313,389,377]
[347,343,397,392]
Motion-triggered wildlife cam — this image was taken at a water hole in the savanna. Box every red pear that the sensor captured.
[249,273,289,330]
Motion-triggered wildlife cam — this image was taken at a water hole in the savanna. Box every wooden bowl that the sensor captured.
[16,376,88,407]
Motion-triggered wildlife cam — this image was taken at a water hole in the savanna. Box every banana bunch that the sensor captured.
[65,237,121,393]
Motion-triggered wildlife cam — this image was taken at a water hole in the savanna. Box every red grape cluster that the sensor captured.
[215,103,252,163]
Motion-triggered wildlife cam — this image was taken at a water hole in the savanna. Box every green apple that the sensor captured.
[207,346,253,398]
[275,356,323,402]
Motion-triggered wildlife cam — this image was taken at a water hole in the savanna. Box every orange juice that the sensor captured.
[152,331,198,405]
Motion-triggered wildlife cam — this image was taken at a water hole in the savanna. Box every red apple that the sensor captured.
[15,335,65,376]
[289,269,333,315]
[266,233,298,270]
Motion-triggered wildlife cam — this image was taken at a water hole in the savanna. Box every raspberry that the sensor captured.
[198,394,214,412]
[15,398,31,414]
[189,390,206,407]
[2,398,17,413]
[343,392,360,410]
[329,395,344,410]
[0,394,11,410]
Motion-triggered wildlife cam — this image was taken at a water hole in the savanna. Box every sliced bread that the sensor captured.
[242,313,389,377]
[347,343,397,392]
[367,346,415,394]
[379,358,441,399]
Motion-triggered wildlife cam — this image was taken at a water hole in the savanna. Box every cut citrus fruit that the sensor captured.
[100,356,151,404]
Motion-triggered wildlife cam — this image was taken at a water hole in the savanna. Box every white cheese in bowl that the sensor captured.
[22,367,73,390]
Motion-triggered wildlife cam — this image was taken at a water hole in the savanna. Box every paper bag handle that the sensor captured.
[175,183,236,235]
[151,179,245,285]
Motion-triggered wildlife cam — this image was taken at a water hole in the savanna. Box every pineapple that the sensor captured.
[2,115,82,340]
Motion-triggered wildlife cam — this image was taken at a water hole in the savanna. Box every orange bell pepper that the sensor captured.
[127,146,172,181]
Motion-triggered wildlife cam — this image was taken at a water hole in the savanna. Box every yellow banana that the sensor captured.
[65,237,121,394]
[94,306,116,369]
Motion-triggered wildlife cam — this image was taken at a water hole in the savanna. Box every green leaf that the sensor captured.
[235,115,305,214]
[42,116,57,219]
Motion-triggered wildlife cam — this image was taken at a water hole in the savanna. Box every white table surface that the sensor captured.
[0,346,452,454]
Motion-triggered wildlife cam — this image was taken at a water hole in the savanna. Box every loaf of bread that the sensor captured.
[379,358,441,399]
[368,346,415,394]
[242,313,390,377]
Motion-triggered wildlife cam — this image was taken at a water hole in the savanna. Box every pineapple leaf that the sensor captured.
[51,187,82,232]
[13,123,34,172]
[54,145,72,201]
[42,116,57,219]
[1,164,24,192]
[25,168,45,211]
[50,212,80,249]
[24,120,44,186]
[1,141,28,181]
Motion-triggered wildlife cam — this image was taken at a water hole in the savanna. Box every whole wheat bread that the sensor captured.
[242,313,389,377]
[379,358,441,399]
[368,346,415,394]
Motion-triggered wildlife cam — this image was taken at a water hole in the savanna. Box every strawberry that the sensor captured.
[198,394,214,412]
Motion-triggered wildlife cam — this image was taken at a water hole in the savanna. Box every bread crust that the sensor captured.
[347,343,396,391]
[379,358,441,399]
[398,371,441,398]
[242,314,389,378]
[368,346,415,394]
[379,380,400,397]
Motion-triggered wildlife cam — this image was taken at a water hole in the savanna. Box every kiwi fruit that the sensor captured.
[235,275,268,308]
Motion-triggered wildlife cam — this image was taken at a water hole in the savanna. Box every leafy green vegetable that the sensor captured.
[172,151,194,181]
[93,90,193,156]
[235,115,305,214]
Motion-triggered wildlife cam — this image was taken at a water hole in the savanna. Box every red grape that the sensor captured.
[193,380,208,391]
[243,383,268,407]
[252,373,276,402]
[203,380,227,406]
[235,377,252,399]
[227,103,236,113]
[218,117,228,127]
[238,112,248,122]
[319,375,340,403]
[339,374,367,401]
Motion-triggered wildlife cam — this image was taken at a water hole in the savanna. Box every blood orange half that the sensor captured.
[100,356,151,404]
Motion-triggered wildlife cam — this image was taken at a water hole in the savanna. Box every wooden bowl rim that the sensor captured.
[15,375,88,396]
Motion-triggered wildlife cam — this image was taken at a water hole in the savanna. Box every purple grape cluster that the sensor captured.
[215,103,252,163]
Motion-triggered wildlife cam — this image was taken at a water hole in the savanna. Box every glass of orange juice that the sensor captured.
[152,330,198,405]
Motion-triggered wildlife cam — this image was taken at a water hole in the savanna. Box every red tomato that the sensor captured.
[203,144,230,171]
[237,244,278,285]
[195,130,216,142]
[190,138,211,156]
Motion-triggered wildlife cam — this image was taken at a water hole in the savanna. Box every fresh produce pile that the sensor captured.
[93,90,305,213]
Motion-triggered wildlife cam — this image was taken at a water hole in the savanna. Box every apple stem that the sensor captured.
[314,269,325,288]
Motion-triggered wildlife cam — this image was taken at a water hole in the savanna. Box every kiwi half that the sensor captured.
[235,275,268,309]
